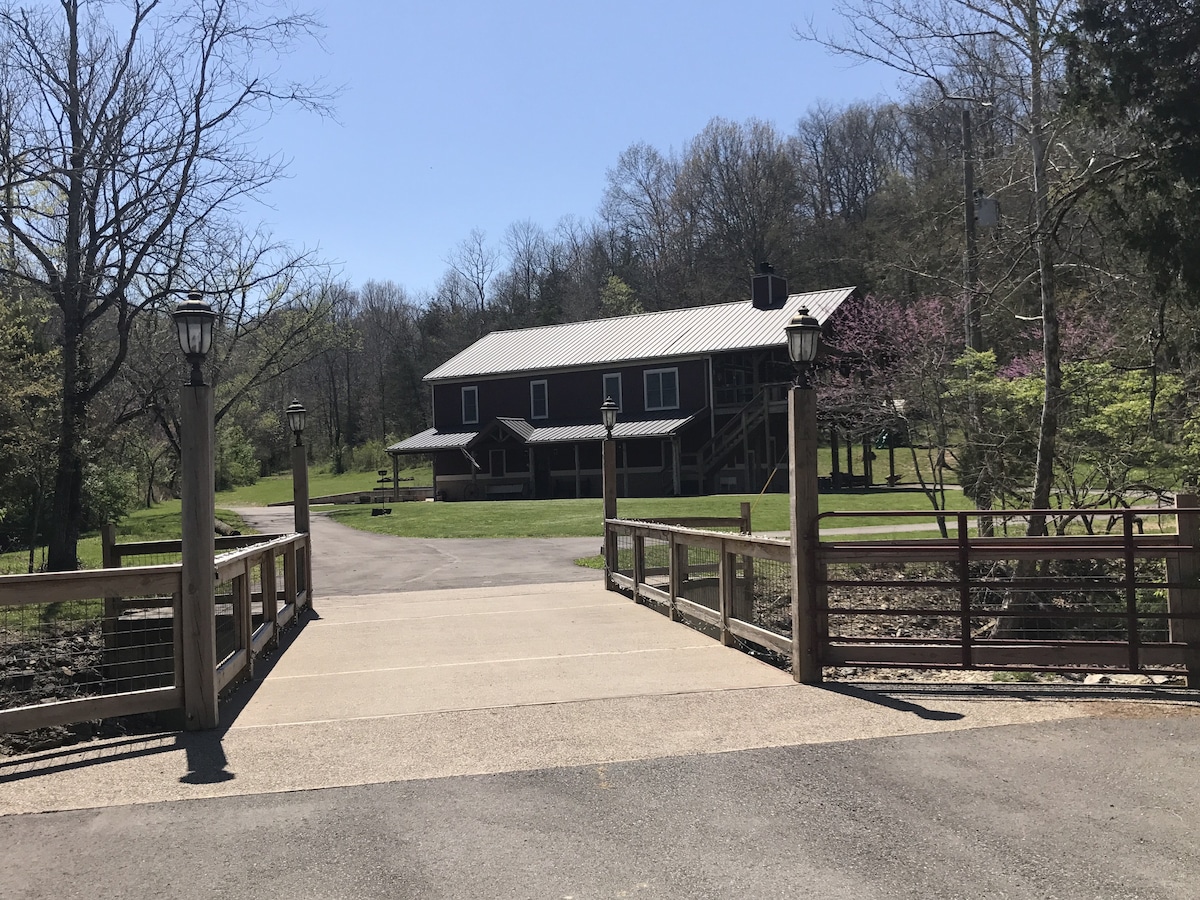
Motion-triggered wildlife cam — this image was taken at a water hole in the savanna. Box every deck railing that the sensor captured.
[0,532,310,735]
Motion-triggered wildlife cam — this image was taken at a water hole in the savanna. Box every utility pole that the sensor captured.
[962,105,983,353]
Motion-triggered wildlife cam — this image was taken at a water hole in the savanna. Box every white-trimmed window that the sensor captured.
[644,368,679,411]
[603,373,622,411]
[462,385,479,425]
[530,379,548,420]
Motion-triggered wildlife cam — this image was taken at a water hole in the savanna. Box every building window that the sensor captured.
[530,379,548,420]
[603,373,622,411]
[644,368,679,411]
[462,386,479,425]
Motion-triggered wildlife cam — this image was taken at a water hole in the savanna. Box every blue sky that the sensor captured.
[256,2,897,296]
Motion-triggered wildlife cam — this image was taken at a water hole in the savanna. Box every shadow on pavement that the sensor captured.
[818,682,965,720]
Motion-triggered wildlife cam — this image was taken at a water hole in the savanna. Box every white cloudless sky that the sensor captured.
[254,1,899,296]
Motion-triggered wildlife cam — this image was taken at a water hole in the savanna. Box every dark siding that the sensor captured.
[431,358,708,430]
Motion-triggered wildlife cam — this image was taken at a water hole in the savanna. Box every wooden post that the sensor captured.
[101,524,119,652]
[603,437,618,590]
[1168,494,1200,687]
[719,541,734,646]
[262,548,278,647]
[632,533,646,600]
[180,381,218,730]
[669,533,684,621]
[789,384,822,683]
[292,438,312,609]
[737,501,755,625]
[237,563,253,679]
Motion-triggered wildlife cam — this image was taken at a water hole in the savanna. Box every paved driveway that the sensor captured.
[231,505,601,594]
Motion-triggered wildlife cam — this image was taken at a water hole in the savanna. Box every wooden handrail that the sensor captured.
[214,533,305,580]
[0,564,181,607]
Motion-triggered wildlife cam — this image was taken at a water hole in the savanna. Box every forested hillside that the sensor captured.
[2,0,1198,566]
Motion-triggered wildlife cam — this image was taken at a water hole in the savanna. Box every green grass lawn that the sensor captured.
[0,503,249,574]
[326,488,979,539]
[213,464,432,507]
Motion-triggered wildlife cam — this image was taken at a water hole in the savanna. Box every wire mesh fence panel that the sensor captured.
[742,554,792,638]
[615,533,634,578]
[641,536,671,592]
[214,578,237,665]
[1,591,177,712]
[273,549,288,596]
[116,548,183,567]
[675,541,720,611]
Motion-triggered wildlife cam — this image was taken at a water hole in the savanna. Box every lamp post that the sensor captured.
[173,291,219,729]
[785,308,823,684]
[286,400,312,607]
[601,397,619,589]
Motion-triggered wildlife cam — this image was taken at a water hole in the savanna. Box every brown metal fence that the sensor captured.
[605,503,1200,685]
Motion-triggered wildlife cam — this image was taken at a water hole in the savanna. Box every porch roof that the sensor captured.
[387,413,701,455]
[387,428,479,454]
[523,414,699,444]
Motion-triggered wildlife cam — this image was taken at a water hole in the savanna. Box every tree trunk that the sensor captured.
[46,305,86,571]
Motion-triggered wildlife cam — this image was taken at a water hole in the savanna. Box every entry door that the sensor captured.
[490,449,505,477]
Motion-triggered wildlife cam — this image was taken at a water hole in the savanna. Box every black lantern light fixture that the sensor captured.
[600,396,619,439]
[286,399,307,447]
[173,291,217,386]
[785,307,822,388]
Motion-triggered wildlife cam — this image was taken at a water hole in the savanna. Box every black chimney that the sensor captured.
[752,261,788,310]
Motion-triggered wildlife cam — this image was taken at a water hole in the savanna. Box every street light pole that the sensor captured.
[785,309,823,684]
[286,400,312,608]
[601,397,619,590]
[174,291,219,730]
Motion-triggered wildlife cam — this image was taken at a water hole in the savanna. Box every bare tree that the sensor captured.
[803,0,1073,534]
[446,228,498,314]
[0,0,332,569]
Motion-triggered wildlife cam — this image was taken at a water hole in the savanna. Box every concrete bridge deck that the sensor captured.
[0,578,1112,816]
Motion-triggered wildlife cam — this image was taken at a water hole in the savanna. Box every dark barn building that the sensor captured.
[388,283,855,500]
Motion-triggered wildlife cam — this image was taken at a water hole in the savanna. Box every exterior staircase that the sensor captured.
[694,386,781,489]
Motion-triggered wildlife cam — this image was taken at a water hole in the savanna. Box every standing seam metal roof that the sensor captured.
[424,287,855,382]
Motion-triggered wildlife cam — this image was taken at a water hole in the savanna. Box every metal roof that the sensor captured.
[387,428,477,453]
[424,287,856,382]
[387,414,700,454]
[495,417,535,441]
[525,414,699,444]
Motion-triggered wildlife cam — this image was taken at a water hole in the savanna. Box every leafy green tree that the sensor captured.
[0,292,59,569]
[598,275,643,318]
[1066,1,1200,291]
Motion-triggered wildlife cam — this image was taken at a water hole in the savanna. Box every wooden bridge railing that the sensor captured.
[0,532,310,735]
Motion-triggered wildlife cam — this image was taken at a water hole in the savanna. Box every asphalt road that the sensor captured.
[232,505,601,594]
[3,711,1198,899]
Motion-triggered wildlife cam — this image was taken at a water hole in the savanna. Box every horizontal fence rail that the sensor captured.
[0,565,184,734]
[0,532,311,735]
[605,504,1200,686]
[607,519,793,658]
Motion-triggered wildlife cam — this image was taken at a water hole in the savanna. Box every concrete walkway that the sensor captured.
[0,577,1175,817]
